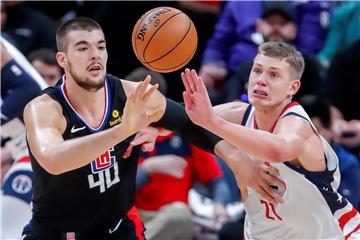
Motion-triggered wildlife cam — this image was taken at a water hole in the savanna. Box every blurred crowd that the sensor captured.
[1,1,360,239]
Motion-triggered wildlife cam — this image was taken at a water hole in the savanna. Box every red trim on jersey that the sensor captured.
[63,76,107,129]
[127,206,145,240]
[15,156,30,163]
[339,207,358,230]
[253,101,299,133]
[345,223,360,240]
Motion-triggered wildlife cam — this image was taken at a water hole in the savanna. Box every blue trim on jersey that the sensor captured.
[284,161,348,214]
[282,110,348,214]
[57,76,112,133]
[281,112,308,121]
[241,104,252,126]
[2,170,33,204]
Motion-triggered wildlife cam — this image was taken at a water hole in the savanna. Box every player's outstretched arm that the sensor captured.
[181,68,309,163]
[25,77,161,175]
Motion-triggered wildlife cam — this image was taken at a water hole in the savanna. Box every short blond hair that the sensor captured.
[258,42,305,79]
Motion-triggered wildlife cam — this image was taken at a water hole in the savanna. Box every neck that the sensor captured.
[254,99,292,132]
[63,75,106,127]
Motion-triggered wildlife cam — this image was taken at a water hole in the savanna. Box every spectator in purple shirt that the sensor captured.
[199,1,331,104]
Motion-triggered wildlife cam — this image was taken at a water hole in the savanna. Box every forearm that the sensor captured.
[35,124,132,174]
[211,117,287,162]
[155,98,222,153]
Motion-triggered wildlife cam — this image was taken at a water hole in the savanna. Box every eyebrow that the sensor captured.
[74,40,106,47]
[254,63,281,71]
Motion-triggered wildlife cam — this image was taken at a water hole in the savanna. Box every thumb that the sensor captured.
[148,108,164,123]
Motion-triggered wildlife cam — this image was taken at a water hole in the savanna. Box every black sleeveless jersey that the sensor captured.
[29,74,140,232]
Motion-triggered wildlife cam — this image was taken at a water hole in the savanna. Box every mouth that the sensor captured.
[252,89,268,98]
[87,63,102,74]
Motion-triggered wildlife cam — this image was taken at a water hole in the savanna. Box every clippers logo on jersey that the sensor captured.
[91,147,115,173]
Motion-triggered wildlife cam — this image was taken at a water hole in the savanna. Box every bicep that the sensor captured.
[274,116,314,160]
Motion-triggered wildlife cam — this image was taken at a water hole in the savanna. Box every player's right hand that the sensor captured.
[122,76,163,135]
[230,154,286,205]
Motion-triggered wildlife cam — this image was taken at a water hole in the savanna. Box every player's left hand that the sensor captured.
[123,126,159,158]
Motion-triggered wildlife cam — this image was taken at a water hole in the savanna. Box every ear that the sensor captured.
[288,79,301,96]
[56,52,66,69]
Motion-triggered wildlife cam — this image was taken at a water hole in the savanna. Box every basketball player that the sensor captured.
[21,17,284,240]
[181,42,360,239]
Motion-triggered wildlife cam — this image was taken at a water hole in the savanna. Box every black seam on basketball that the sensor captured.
[147,22,197,71]
[133,7,164,60]
[142,12,184,63]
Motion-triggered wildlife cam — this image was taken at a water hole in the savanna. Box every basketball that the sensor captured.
[132,7,198,73]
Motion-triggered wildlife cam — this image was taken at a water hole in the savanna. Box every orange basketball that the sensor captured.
[132,7,198,73]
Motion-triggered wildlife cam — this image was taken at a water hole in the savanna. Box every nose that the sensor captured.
[90,47,101,60]
[256,73,267,86]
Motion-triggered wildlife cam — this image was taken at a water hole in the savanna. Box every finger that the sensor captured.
[181,72,191,93]
[258,185,277,205]
[185,68,196,93]
[266,174,286,192]
[133,82,143,102]
[142,84,158,102]
[131,134,147,146]
[261,183,283,204]
[141,142,155,152]
[263,165,280,176]
[183,91,192,111]
[123,144,134,158]
[136,75,151,100]
[190,69,199,92]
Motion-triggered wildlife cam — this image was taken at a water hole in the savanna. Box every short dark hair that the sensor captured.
[28,48,57,66]
[56,17,103,52]
[258,42,305,80]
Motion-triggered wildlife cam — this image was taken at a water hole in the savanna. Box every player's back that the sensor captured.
[241,103,360,239]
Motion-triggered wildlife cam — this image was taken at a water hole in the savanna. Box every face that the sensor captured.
[56,29,108,91]
[247,54,300,109]
[257,13,297,42]
[32,60,62,86]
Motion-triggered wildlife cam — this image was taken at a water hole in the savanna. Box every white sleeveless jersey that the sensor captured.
[242,103,360,240]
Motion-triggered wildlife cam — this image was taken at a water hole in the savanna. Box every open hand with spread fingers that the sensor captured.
[181,68,217,130]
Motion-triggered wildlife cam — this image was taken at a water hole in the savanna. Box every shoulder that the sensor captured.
[213,101,249,125]
[25,94,62,115]
[24,94,65,129]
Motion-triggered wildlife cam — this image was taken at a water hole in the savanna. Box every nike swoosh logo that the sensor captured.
[109,218,123,234]
[71,126,86,133]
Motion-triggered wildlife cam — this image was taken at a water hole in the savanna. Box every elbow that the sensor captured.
[266,144,285,163]
[37,155,64,175]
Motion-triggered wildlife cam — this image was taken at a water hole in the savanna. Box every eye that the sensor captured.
[98,46,106,50]
[270,72,279,78]
[253,68,262,74]
[78,47,88,52]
